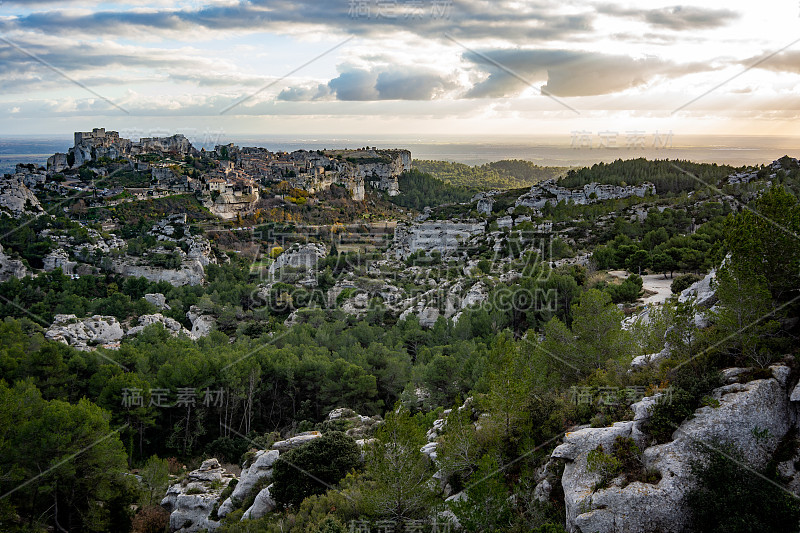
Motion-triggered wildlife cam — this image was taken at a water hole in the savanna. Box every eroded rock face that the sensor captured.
[326,407,382,439]
[268,243,327,279]
[393,221,486,259]
[42,248,76,275]
[45,314,124,351]
[241,484,276,521]
[217,449,279,519]
[553,366,792,533]
[0,176,43,218]
[187,306,215,339]
[678,269,717,309]
[145,293,170,309]
[0,243,29,282]
[271,431,322,452]
[126,314,191,338]
[111,216,216,286]
[161,458,235,533]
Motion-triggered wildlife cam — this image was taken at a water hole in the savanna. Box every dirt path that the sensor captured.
[608,270,674,305]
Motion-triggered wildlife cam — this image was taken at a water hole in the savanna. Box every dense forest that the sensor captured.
[391,169,476,210]
[559,159,735,195]
[414,160,566,190]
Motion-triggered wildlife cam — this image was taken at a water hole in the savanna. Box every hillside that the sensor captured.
[414,159,568,189]
[1,154,799,533]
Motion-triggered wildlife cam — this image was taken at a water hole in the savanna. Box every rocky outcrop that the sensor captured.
[187,306,215,339]
[114,261,206,286]
[326,407,382,439]
[393,221,486,259]
[207,190,260,220]
[42,248,76,275]
[126,314,191,338]
[516,179,655,210]
[553,365,792,533]
[111,216,216,286]
[342,149,411,197]
[0,176,43,218]
[241,484,276,520]
[144,293,170,309]
[217,450,279,519]
[268,243,327,279]
[45,314,124,351]
[161,458,235,533]
[0,243,29,282]
[136,134,194,155]
[678,269,718,309]
[271,431,322,452]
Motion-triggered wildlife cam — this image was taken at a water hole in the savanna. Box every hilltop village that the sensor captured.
[25,128,411,219]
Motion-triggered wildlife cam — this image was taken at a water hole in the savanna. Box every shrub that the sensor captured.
[586,445,622,489]
[131,505,170,533]
[271,431,361,508]
[605,274,643,303]
[205,436,250,465]
[315,516,347,533]
[688,443,800,532]
[671,273,702,294]
[643,388,696,443]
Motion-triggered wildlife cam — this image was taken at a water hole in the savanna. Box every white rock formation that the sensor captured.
[187,306,215,339]
[393,221,486,259]
[241,484,276,520]
[0,176,43,218]
[678,269,717,308]
[516,180,655,210]
[161,458,235,533]
[42,248,76,275]
[268,243,327,279]
[217,449,280,518]
[0,243,29,282]
[271,431,323,452]
[553,366,792,533]
[144,293,170,309]
[45,314,124,351]
[126,314,191,338]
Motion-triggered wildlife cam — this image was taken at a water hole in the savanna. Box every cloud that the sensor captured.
[278,83,331,101]
[741,51,800,75]
[0,0,596,44]
[463,49,709,98]
[280,66,460,101]
[598,4,740,30]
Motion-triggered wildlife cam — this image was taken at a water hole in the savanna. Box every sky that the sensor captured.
[0,0,799,141]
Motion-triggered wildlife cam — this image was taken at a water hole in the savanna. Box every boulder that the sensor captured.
[268,243,327,279]
[554,369,792,533]
[678,269,717,308]
[187,306,215,339]
[0,243,28,282]
[126,314,191,338]
[241,484,276,521]
[161,458,235,533]
[217,449,279,518]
